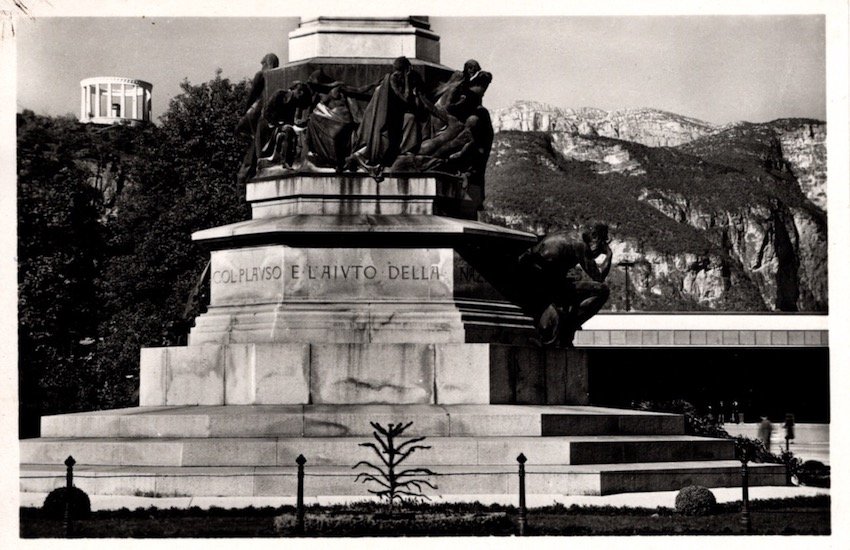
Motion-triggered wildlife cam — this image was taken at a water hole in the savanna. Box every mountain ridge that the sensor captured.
[482,102,827,312]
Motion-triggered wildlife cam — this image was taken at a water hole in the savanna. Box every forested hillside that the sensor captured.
[484,102,827,313]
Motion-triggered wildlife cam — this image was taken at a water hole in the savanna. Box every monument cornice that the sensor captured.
[191,214,536,250]
[81,76,152,88]
[278,56,451,71]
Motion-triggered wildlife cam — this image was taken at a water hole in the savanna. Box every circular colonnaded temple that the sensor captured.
[79,76,152,125]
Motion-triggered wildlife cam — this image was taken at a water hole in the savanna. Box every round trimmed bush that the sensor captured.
[797,460,830,488]
[674,485,716,516]
[43,487,91,520]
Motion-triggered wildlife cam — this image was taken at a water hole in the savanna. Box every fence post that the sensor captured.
[739,448,752,534]
[63,455,76,538]
[296,454,306,535]
[517,453,527,536]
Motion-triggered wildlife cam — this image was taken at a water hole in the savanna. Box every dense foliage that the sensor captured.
[91,71,250,409]
[17,72,250,434]
[634,399,730,438]
[18,111,111,434]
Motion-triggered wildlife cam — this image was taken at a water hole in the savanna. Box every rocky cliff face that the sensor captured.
[492,101,719,147]
[633,188,827,311]
[772,120,827,211]
[483,104,828,312]
[549,132,645,176]
[484,204,737,311]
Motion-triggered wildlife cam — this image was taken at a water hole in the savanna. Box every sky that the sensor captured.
[13,14,826,125]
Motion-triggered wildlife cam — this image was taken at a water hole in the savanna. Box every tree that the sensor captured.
[353,422,438,513]
[17,111,107,435]
[90,71,251,408]
[17,71,252,431]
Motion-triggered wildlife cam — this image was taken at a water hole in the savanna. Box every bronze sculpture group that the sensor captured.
[237,55,493,197]
[236,55,612,347]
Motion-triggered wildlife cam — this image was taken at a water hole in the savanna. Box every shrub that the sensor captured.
[635,399,728,437]
[674,486,716,516]
[42,487,91,520]
[797,460,830,488]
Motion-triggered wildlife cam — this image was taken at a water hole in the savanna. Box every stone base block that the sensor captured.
[140,346,225,406]
[21,461,787,498]
[310,343,436,404]
[141,342,490,406]
[489,346,589,405]
[40,404,685,439]
[287,17,441,64]
[568,436,735,465]
[189,304,466,345]
[597,462,787,494]
[540,412,685,436]
[20,435,734,468]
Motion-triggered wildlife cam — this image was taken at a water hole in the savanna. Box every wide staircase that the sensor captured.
[20,404,785,498]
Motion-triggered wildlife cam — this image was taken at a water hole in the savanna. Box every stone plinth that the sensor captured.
[245,174,467,217]
[187,175,537,346]
[24,404,791,498]
[141,342,492,406]
[140,340,585,407]
[288,17,440,64]
[244,174,480,220]
[190,245,462,344]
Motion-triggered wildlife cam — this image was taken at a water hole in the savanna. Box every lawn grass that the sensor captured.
[19,496,829,537]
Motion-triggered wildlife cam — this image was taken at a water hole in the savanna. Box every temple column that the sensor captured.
[95,84,101,118]
[107,82,113,117]
[121,83,126,118]
[132,86,138,119]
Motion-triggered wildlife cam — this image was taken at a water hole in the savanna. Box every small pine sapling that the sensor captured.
[353,421,438,513]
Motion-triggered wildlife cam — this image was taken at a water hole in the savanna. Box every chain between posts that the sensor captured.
[40,451,779,537]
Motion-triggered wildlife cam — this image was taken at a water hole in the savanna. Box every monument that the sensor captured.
[21,17,786,499]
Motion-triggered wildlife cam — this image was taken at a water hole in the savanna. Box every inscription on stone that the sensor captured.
[213,265,283,284]
[210,246,454,305]
[452,252,506,301]
[291,264,378,280]
[289,264,443,281]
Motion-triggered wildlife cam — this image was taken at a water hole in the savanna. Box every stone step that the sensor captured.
[40,405,685,439]
[20,435,732,468]
[20,461,786,497]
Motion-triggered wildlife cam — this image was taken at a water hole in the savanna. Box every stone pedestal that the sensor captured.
[139,341,588,407]
[288,17,441,64]
[141,170,587,406]
[139,172,587,406]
